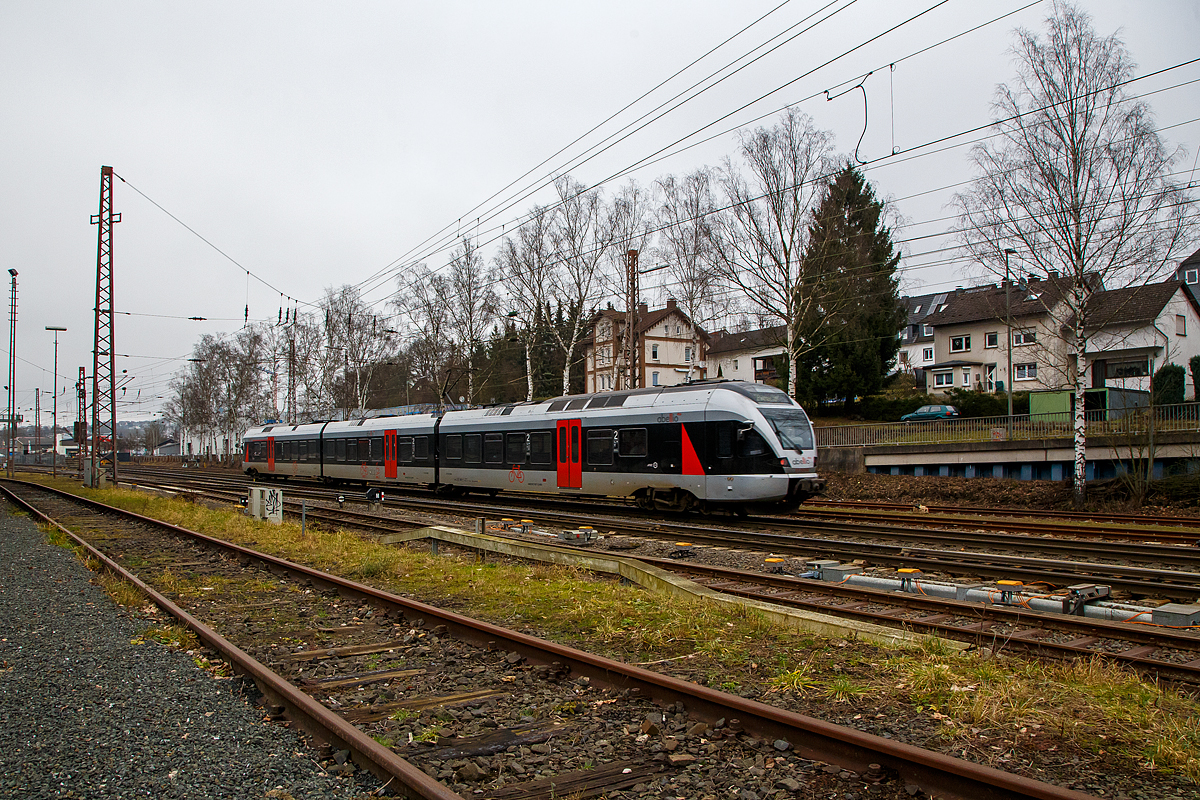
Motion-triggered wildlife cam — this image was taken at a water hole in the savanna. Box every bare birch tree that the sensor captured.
[321,286,396,415]
[954,3,1195,506]
[710,107,836,397]
[655,168,722,381]
[547,175,614,395]
[445,235,497,403]
[494,206,553,401]
[396,264,455,408]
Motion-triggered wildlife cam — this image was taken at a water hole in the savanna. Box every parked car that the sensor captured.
[901,404,960,422]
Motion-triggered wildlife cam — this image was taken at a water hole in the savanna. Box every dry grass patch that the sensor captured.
[30,477,1200,782]
[96,572,144,607]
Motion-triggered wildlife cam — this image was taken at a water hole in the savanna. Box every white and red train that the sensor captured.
[242,380,824,512]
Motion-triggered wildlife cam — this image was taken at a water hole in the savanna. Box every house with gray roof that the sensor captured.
[920,276,1200,399]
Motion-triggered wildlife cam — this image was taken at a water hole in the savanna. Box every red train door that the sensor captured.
[267,436,275,472]
[384,430,397,479]
[556,419,582,489]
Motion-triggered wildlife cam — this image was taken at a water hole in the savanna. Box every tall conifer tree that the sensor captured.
[795,164,904,408]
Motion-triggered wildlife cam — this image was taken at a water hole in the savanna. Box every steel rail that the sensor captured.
[111,471,1200,599]
[0,480,464,800]
[0,478,1098,800]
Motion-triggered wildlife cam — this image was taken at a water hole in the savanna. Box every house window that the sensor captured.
[922,325,933,337]
[913,305,922,315]
[922,347,933,362]
[675,324,681,335]
[961,368,971,387]
[652,372,659,386]
[733,358,739,371]
[933,371,954,387]
[1177,314,1186,336]
[1108,358,1149,379]
[950,335,970,353]
[1186,268,1198,284]
[985,332,998,348]
[1015,363,1038,380]
[1013,330,1036,346]
[684,346,692,362]
[652,344,659,360]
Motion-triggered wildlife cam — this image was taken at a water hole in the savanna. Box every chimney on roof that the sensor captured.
[637,302,648,315]
[666,298,677,310]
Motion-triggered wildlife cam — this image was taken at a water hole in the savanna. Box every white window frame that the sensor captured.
[684,346,692,362]
[1177,314,1186,336]
[651,344,659,360]
[732,358,739,371]
[1186,268,1198,284]
[652,371,660,386]
[933,371,954,387]
[961,368,971,387]
[913,305,922,315]
[984,332,998,349]
[950,335,970,353]
[1013,329,1036,346]
[922,347,933,362]
[922,324,933,337]
[1015,363,1038,381]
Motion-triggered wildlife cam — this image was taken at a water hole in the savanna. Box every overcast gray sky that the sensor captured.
[2,0,1198,423]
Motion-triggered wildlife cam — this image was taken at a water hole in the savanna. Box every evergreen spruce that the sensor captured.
[794,163,904,409]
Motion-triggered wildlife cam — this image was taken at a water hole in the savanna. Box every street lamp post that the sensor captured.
[1003,248,1018,420]
[46,326,66,477]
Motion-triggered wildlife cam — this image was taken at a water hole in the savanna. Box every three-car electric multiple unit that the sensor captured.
[242,380,824,512]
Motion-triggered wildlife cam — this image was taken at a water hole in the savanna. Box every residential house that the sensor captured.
[1173,245,1200,306]
[896,290,961,382]
[582,299,709,392]
[706,325,787,385]
[921,276,1200,399]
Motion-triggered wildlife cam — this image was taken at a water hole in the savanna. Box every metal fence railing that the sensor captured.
[815,403,1200,448]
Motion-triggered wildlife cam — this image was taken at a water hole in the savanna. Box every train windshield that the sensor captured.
[760,408,814,451]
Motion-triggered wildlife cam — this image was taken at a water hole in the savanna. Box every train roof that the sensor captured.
[244,381,797,436]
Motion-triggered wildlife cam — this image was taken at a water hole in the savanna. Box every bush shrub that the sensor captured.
[1152,363,1186,405]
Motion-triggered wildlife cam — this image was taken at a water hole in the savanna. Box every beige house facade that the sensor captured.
[582,300,709,392]
[922,277,1200,400]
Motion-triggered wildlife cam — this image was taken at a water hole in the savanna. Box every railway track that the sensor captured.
[0,477,1102,800]
[110,469,1200,601]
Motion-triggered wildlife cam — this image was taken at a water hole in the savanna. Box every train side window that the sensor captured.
[274,441,282,461]
[324,439,335,460]
[397,437,414,463]
[738,428,769,457]
[370,438,383,465]
[506,433,526,464]
[566,398,588,411]
[529,432,553,465]
[571,426,580,463]
[617,428,647,457]
[346,439,358,462]
[356,438,368,463]
[716,423,734,458]
[587,429,614,465]
[336,438,346,462]
[282,441,292,461]
[310,439,320,461]
[463,434,482,463]
[445,435,462,460]
[414,435,430,460]
[484,433,504,463]
[558,427,567,462]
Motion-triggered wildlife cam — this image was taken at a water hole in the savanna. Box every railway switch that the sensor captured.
[1062,583,1110,616]
[560,527,597,544]
[897,568,922,592]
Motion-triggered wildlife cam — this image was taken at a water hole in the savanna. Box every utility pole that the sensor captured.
[46,326,66,478]
[623,249,639,390]
[90,166,120,487]
[6,269,17,478]
[34,388,39,464]
[76,367,86,476]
